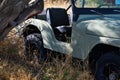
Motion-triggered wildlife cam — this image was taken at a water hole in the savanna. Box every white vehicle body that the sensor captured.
[16,0,120,79]
[18,13,120,60]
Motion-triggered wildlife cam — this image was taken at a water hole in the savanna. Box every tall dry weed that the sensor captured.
[0,28,93,80]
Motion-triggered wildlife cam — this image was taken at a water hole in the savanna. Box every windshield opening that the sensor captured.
[74,0,120,8]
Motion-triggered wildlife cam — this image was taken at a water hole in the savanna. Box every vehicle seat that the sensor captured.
[46,8,71,37]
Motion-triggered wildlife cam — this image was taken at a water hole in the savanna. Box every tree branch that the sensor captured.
[0,0,44,41]
[17,0,43,24]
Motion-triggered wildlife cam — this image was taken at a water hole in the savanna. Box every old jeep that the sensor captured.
[17,0,120,79]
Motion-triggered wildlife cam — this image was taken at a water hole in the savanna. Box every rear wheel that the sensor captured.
[24,33,47,63]
[95,53,120,80]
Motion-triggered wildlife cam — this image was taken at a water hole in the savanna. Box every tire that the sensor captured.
[24,33,46,62]
[95,53,120,80]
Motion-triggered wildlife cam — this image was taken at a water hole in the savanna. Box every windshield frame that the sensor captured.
[72,0,120,21]
[73,0,120,8]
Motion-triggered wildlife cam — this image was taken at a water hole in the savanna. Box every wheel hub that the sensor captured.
[109,72,116,80]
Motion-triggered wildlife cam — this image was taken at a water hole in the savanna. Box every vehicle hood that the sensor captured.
[84,16,120,38]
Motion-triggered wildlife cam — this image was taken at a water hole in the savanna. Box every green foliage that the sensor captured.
[90,0,106,5]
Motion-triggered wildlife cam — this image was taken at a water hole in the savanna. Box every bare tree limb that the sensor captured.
[0,0,44,41]
[13,0,44,26]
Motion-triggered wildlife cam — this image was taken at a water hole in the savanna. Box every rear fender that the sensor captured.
[17,18,71,54]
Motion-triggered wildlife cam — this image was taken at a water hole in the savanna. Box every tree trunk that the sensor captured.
[0,0,44,41]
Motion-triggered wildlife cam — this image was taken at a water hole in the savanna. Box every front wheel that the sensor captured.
[95,53,120,80]
[24,33,47,63]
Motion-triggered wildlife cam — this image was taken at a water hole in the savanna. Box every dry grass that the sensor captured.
[0,28,94,80]
[44,0,70,9]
